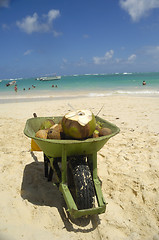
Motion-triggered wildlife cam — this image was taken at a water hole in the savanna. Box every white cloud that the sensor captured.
[2,23,9,30]
[53,30,62,37]
[93,50,137,66]
[24,49,33,56]
[62,58,68,63]
[17,13,41,34]
[141,46,159,59]
[128,54,136,62]
[0,0,10,8]
[16,9,60,35]
[47,9,60,23]
[93,50,114,65]
[120,0,159,21]
[145,46,159,54]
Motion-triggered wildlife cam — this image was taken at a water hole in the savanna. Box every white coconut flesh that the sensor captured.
[50,124,58,129]
[65,110,93,126]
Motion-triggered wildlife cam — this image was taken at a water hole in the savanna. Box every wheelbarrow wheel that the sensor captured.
[68,158,95,210]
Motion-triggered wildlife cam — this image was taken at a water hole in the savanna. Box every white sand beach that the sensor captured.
[0,95,159,240]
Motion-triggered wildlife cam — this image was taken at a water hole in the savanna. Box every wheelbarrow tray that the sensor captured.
[24,116,120,157]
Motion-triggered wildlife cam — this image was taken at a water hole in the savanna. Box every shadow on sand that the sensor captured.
[21,153,101,232]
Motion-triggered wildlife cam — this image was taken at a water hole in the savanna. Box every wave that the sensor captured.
[0,89,159,104]
[122,72,132,75]
[88,92,112,97]
[115,90,159,95]
[88,90,159,97]
[1,77,23,82]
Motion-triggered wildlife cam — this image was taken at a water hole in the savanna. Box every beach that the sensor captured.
[0,95,159,240]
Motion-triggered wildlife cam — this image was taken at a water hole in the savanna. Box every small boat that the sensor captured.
[35,76,61,81]
[6,80,16,87]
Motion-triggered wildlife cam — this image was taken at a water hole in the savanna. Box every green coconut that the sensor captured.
[61,109,96,139]
[40,119,55,130]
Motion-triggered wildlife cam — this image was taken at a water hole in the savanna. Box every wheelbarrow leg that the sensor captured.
[44,153,49,178]
[44,153,53,181]
[48,167,53,181]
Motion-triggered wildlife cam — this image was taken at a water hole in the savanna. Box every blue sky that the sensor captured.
[1,0,159,78]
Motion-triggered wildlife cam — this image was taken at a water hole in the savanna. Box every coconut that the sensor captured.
[35,129,48,139]
[92,129,99,138]
[47,129,61,140]
[40,119,55,130]
[99,127,112,136]
[47,124,62,139]
[62,109,96,139]
[50,123,62,131]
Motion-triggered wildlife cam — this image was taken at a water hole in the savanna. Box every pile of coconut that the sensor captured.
[35,109,112,140]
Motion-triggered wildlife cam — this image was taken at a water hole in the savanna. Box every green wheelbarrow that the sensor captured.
[24,116,120,218]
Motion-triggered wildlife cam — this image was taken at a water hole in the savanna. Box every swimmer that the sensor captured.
[142,81,146,85]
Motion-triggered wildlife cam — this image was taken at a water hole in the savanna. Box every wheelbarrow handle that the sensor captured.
[33,113,37,118]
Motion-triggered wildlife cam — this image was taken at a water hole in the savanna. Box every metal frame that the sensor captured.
[45,145,106,219]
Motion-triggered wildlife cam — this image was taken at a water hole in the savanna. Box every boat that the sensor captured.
[6,80,16,87]
[35,76,61,81]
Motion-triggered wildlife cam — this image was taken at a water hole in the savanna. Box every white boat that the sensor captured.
[6,80,16,87]
[35,76,61,81]
[9,80,16,85]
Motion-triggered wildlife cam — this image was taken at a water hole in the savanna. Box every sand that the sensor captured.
[0,95,159,240]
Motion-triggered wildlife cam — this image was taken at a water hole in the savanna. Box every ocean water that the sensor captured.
[0,72,159,102]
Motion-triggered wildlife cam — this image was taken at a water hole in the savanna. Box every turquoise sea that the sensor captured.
[0,72,159,102]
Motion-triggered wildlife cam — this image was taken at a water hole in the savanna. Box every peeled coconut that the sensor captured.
[47,124,62,139]
[40,119,55,130]
[35,129,48,139]
[62,109,96,139]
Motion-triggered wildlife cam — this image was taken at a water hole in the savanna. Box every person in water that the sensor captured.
[142,81,146,85]
[14,85,17,92]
